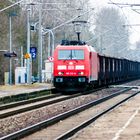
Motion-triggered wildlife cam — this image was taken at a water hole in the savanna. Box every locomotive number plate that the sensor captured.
[66,72,76,75]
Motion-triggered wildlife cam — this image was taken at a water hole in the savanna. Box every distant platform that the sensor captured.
[0,83,53,98]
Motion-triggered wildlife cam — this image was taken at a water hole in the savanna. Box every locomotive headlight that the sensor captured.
[78,72,84,75]
[69,62,73,65]
[81,72,84,75]
[58,72,64,75]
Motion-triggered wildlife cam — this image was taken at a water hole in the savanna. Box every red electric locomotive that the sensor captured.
[53,40,140,92]
[53,40,99,92]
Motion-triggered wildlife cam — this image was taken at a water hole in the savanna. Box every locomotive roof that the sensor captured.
[61,40,86,45]
[57,40,97,52]
[56,44,97,53]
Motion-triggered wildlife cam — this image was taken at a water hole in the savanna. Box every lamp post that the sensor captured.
[9,12,17,85]
[26,3,36,84]
[72,20,87,42]
[42,28,54,84]
[42,28,54,57]
[26,7,31,84]
[38,3,43,83]
[38,4,55,83]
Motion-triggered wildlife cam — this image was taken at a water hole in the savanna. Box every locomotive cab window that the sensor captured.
[58,50,84,60]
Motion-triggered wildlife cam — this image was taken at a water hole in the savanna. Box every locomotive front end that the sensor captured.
[53,44,89,92]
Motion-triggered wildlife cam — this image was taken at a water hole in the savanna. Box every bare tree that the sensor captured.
[0,0,92,83]
[93,7,129,58]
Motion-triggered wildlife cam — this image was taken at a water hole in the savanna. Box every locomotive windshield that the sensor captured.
[58,50,84,60]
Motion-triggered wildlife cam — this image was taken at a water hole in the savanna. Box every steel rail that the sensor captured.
[0,87,104,119]
[0,93,80,119]
[0,88,131,140]
[56,90,140,140]
[0,86,100,111]
[0,93,61,111]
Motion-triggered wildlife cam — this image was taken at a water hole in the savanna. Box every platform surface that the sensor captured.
[0,83,53,98]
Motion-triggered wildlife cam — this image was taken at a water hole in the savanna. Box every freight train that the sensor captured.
[53,40,140,92]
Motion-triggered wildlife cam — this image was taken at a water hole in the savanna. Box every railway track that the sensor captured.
[56,90,139,140]
[0,87,135,140]
[0,93,61,111]
[0,87,106,119]
[0,79,138,117]
[23,88,139,140]
[0,93,84,119]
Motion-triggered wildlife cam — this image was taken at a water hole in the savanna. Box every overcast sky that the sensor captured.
[90,0,140,46]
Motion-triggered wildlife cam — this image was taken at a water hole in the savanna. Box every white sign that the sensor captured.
[48,56,54,62]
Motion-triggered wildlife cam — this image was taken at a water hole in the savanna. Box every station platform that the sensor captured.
[0,83,53,98]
